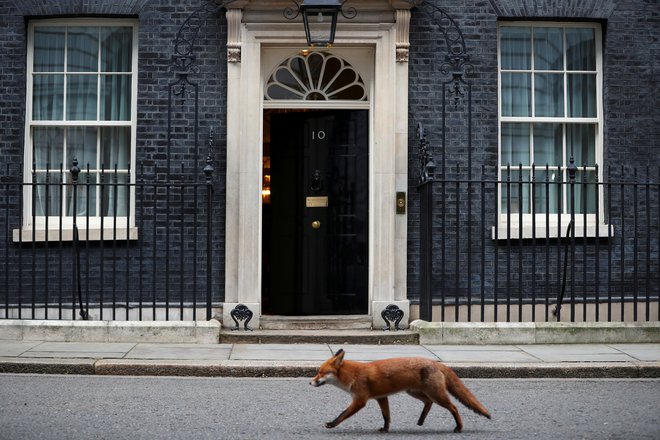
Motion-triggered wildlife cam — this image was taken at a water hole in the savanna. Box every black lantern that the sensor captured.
[300,0,342,47]
[284,0,357,48]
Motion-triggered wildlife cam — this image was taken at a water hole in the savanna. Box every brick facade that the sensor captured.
[0,0,657,318]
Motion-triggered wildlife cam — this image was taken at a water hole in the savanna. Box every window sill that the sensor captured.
[491,224,613,241]
[12,227,139,243]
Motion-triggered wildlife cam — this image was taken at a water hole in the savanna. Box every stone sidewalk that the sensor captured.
[1,340,659,378]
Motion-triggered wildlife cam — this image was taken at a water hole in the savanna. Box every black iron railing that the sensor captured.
[1,159,217,321]
[416,159,660,323]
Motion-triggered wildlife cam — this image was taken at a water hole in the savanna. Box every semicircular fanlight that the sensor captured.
[265,51,367,101]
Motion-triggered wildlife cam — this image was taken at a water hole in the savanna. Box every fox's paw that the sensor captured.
[453,426,462,433]
[325,422,336,429]
[378,427,389,433]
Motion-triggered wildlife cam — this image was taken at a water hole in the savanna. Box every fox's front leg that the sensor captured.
[376,397,391,432]
[325,398,367,429]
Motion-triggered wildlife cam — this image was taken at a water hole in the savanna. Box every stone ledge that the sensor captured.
[410,320,660,345]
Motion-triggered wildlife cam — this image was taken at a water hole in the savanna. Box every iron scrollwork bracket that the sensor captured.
[381,304,404,331]
[230,304,254,331]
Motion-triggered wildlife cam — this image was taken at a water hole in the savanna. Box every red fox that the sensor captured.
[310,349,491,433]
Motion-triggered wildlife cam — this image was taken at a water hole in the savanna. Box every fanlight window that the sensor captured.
[265,51,367,101]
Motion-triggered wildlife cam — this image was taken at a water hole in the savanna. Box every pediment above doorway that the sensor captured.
[223,0,416,64]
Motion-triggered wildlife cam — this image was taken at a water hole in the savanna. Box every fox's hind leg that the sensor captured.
[376,397,391,432]
[424,388,463,433]
[406,391,433,426]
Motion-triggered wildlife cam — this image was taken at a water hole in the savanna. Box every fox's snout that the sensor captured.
[310,375,327,387]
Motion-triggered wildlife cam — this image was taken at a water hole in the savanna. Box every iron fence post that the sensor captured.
[70,158,88,320]
[416,123,434,322]
[203,132,215,321]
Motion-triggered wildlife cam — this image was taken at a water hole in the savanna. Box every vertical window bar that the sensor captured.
[85,164,91,316]
[619,165,625,321]
[31,162,37,319]
[455,163,460,322]
[44,164,50,319]
[607,166,613,321]
[506,164,511,321]
[644,167,651,321]
[480,165,486,322]
[138,163,144,320]
[57,163,64,319]
[556,165,563,321]
[582,165,588,322]
[112,164,118,320]
[180,164,185,320]
[545,164,550,321]
[165,181,170,320]
[125,166,131,320]
[632,168,638,321]
[518,163,524,321]
[595,165,600,321]
[531,164,537,321]
[99,164,105,320]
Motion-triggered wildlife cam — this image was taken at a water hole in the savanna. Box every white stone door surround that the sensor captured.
[222,1,413,329]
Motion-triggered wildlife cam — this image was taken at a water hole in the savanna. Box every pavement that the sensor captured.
[1,339,659,379]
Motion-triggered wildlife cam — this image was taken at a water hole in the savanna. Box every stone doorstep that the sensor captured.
[219,329,419,345]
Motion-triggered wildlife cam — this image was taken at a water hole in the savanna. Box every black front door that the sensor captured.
[264,110,368,315]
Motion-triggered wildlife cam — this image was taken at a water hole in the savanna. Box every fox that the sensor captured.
[310,349,491,433]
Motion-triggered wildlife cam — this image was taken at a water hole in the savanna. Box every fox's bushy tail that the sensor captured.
[442,365,491,419]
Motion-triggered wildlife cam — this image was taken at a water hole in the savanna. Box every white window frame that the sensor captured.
[17,18,139,242]
[495,21,610,239]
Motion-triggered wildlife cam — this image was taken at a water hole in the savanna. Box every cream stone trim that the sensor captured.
[223,1,410,328]
[226,8,242,63]
[395,9,411,63]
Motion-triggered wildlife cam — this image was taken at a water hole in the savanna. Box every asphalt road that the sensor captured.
[0,375,658,440]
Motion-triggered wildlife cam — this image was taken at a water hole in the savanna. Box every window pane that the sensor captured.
[534,73,564,117]
[101,173,128,216]
[100,74,131,120]
[567,124,596,166]
[67,27,99,72]
[101,27,132,72]
[533,169,561,214]
[67,75,98,120]
[33,27,65,72]
[566,28,595,71]
[534,27,563,70]
[101,127,130,169]
[568,74,596,117]
[501,170,530,214]
[34,172,62,216]
[500,27,531,70]
[66,171,97,217]
[501,73,531,116]
[501,123,530,165]
[33,127,64,170]
[67,127,97,170]
[533,123,562,166]
[33,74,64,120]
[573,170,597,214]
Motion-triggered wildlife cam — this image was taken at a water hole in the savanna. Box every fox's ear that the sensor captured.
[332,349,345,366]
